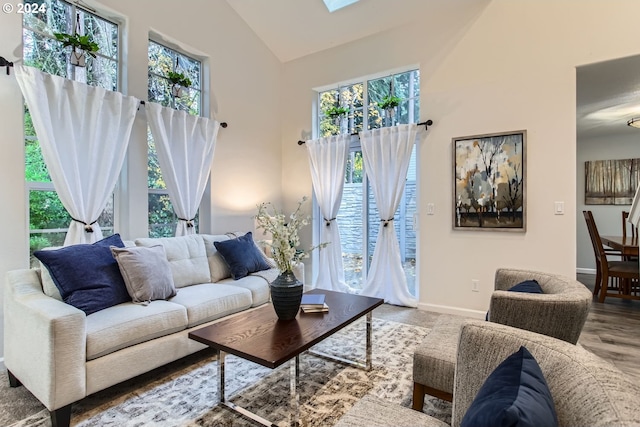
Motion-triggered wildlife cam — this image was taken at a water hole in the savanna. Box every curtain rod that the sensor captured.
[138,101,228,128]
[297,119,433,145]
[0,56,13,75]
[0,63,229,129]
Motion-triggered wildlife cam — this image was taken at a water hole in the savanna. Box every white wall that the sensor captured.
[0,0,282,359]
[577,133,640,272]
[281,0,640,317]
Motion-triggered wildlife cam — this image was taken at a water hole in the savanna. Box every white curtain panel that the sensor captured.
[628,185,640,228]
[146,102,220,236]
[15,65,137,245]
[359,124,418,307]
[306,134,351,292]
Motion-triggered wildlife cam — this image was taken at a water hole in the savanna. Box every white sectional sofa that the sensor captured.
[4,232,300,427]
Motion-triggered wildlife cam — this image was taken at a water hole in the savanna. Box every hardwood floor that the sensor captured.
[576,273,640,383]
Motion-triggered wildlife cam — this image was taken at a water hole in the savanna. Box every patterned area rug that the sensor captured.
[11,318,451,427]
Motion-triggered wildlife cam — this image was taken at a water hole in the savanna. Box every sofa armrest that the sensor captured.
[4,269,86,410]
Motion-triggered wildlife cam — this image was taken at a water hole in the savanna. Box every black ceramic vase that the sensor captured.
[270,271,303,320]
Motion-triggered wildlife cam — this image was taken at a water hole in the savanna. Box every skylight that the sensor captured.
[323,0,359,13]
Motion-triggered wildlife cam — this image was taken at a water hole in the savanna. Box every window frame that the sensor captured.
[23,0,121,262]
[312,67,420,294]
[146,38,204,237]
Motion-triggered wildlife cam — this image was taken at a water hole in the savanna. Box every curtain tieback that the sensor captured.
[178,217,196,228]
[71,217,98,233]
[381,218,394,227]
[324,217,336,227]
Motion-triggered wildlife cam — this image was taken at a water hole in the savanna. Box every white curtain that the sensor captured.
[15,65,137,245]
[306,134,351,292]
[359,124,418,307]
[146,102,220,236]
[628,185,640,228]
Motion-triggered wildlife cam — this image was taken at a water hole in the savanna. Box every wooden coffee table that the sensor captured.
[188,289,384,427]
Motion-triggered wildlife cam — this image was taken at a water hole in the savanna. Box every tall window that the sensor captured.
[147,41,202,237]
[23,0,119,264]
[317,69,420,296]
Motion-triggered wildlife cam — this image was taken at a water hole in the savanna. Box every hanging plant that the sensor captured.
[54,32,99,67]
[167,71,192,97]
[379,95,402,111]
[325,105,349,119]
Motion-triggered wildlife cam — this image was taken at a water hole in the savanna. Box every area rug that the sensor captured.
[11,318,451,427]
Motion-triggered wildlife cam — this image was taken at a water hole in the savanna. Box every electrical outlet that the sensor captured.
[472,279,479,292]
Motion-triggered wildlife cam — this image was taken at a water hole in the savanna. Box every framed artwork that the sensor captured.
[584,158,640,205]
[453,130,526,231]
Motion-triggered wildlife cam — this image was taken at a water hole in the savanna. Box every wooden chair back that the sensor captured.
[584,210,606,264]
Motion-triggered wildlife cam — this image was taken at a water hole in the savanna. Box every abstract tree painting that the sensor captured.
[584,158,640,205]
[454,131,526,231]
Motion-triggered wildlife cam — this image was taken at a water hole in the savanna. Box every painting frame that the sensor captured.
[453,130,526,232]
[584,158,640,205]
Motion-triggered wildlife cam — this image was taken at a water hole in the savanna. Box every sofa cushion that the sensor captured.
[86,300,188,360]
[111,245,177,303]
[168,283,252,327]
[460,346,558,427]
[214,232,271,280]
[218,273,273,307]
[201,234,233,282]
[135,235,210,288]
[33,234,131,315]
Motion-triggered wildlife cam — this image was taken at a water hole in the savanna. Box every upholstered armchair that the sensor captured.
[412,268,592,409]
[336,321,640,427]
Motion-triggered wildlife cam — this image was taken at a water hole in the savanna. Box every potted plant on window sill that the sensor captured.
[167,71,192,98]
[54,32,99,67]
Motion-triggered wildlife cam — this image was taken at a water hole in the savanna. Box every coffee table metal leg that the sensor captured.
[290,355,300,427]
[218,350,226,403]
[366,311,372,371]
[218,350,277,427]
[308,314,373,371]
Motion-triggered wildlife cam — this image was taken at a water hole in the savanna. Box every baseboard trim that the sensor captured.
[576,268,596,275]
[418,302,486,319]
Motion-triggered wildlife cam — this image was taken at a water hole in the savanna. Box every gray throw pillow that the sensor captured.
[110,245,177,303]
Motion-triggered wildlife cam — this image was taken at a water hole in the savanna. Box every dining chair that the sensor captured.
[583,210,639,302]
[622,210,638,239]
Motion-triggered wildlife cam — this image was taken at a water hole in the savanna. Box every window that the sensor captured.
[23,0,119,265]
[147,41,202,237]
[317,69,420,296]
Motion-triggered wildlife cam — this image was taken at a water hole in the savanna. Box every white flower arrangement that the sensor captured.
[254,196,327,274]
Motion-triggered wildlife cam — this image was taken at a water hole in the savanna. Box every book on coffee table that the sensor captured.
[301,293,325,308]
[301,303,329,313]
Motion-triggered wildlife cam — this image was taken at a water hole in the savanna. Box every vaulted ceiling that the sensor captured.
[225,0,640,141]
[224,0,491,63]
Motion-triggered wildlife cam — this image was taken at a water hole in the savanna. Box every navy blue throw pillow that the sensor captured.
[34,234,131,315]
[509,279,543,293]
[460,346,558,427]
[214,232,271,280]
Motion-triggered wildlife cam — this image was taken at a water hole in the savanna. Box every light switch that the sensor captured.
[554,201,564,215]
[427,203,435,215]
